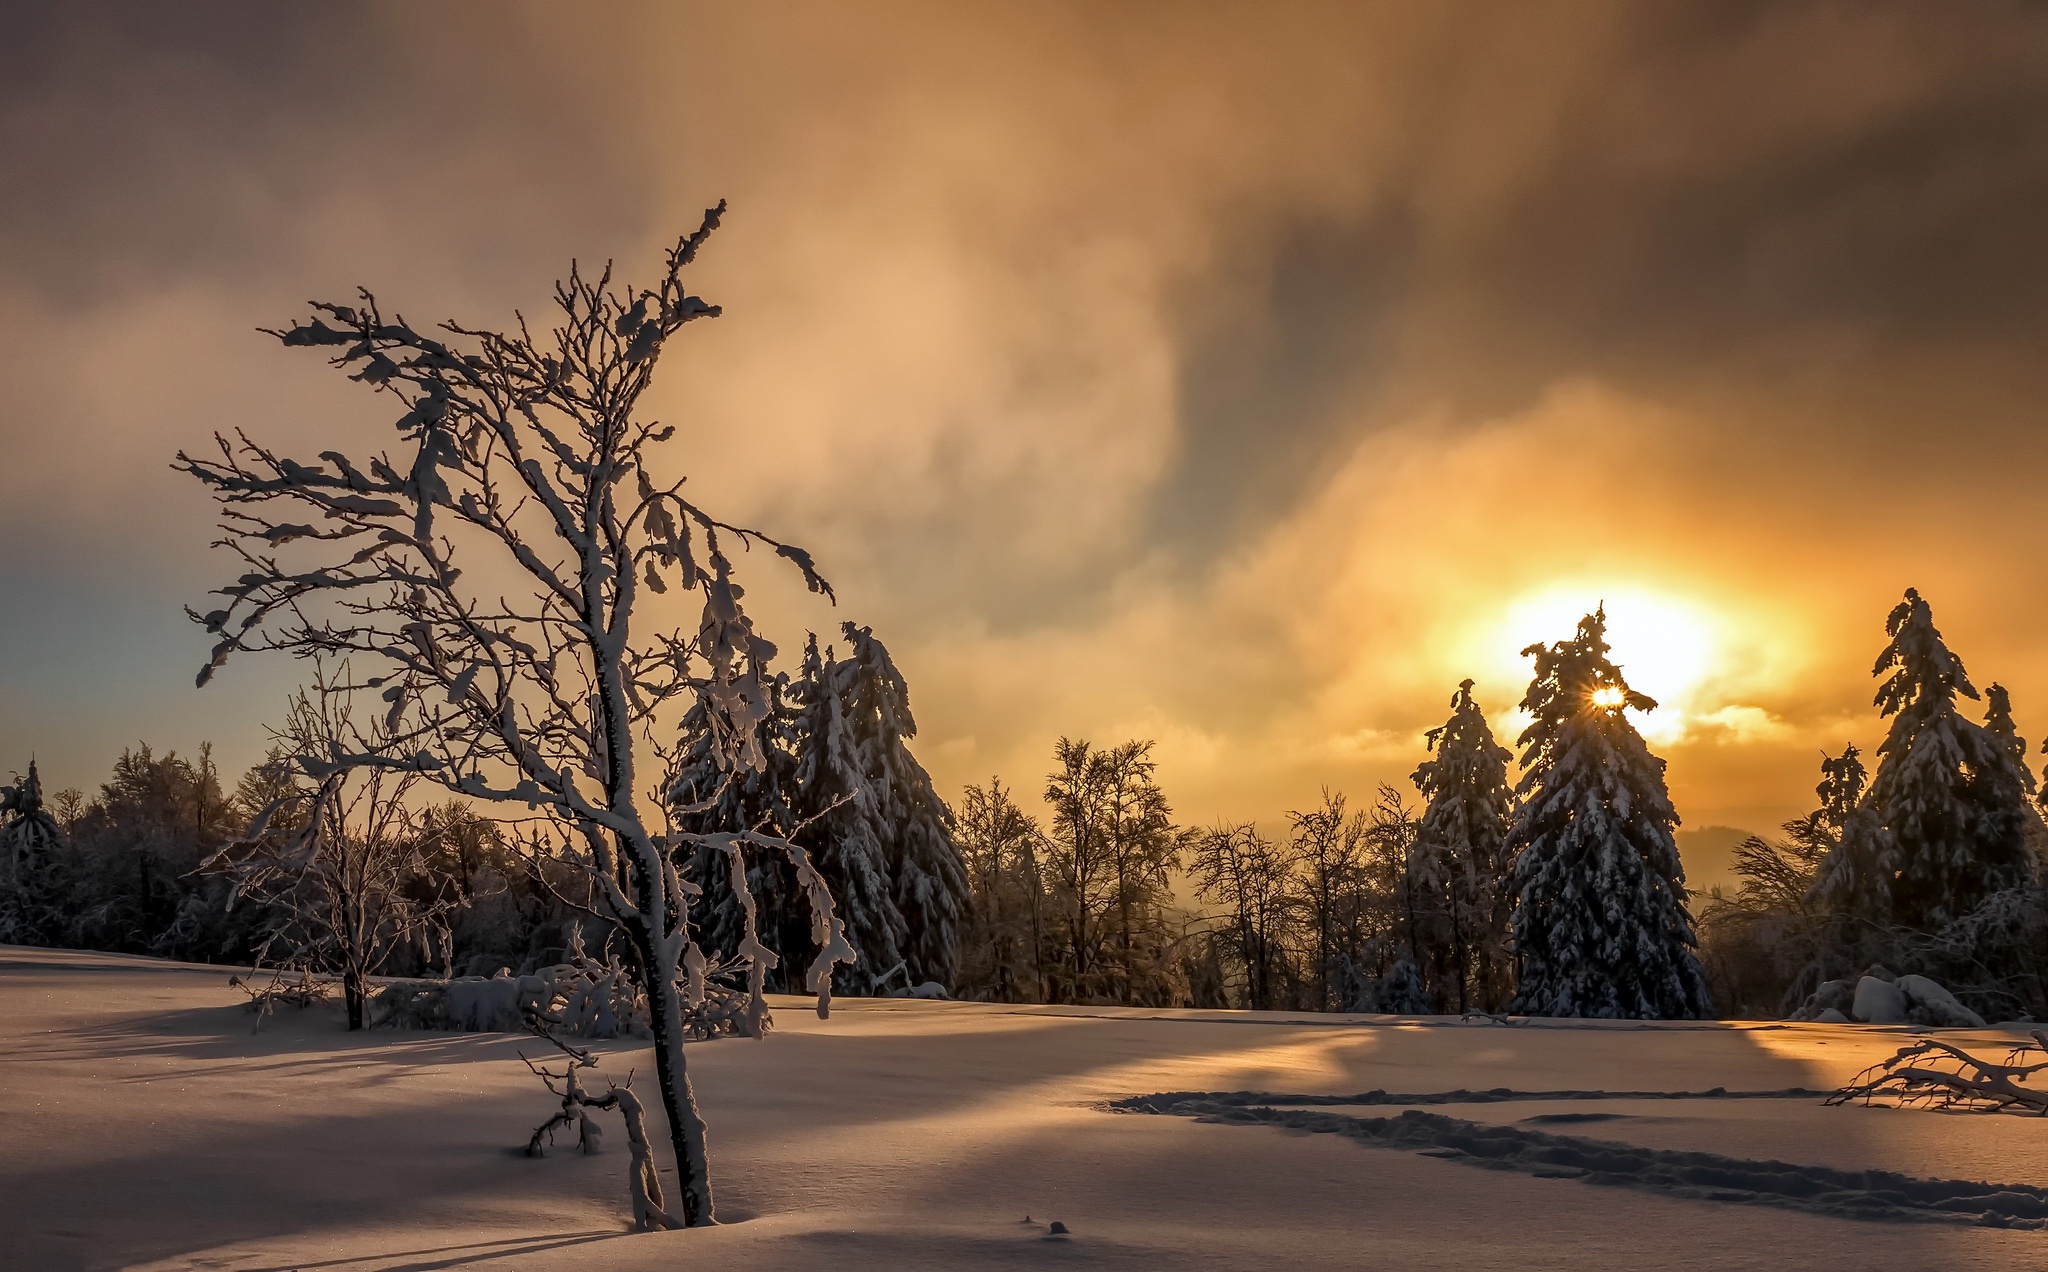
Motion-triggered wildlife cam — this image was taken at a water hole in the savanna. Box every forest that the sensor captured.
[6,585,2045,1029]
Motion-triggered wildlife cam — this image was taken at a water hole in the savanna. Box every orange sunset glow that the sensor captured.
[3,6,2044,870]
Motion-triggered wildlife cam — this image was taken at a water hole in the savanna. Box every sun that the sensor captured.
[1590,686,1626,709]
[1481,585,1721,719]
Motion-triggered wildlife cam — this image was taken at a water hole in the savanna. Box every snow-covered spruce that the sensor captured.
[1506,608,1711,1019]
[0,759,61,884]
[1410,680,1515,1014]
[671,624,967,997]
[830,624,970,993]
[174,206,853,1226]
[1811,589,2034,932]
[0,759,63,942]
[670,665,812,990]
[786,633,909,996]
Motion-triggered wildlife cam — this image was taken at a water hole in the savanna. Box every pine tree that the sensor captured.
[831,623,970,991]
[1984,683,2037,800]
[1411,680,1515,1013]
[1817,744,1867,833]
[1506,608,1711,1019]
[671,662,809,988]
[0,759,64,943]
[1834,589,2033,931]
[1981,682,2045,864]
[789,633,907,996]
[0,760,62,884]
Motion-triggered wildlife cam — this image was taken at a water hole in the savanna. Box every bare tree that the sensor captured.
[205,674,461,1031]
[1191,821,1295,1010]
[1287,790,1369,1012]
[955,778,1047,1001]
[175,204,851,1225]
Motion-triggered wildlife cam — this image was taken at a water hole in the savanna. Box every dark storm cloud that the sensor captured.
[1141,1,2048,567]
[1152,207,1418,561]
[0,2,650,305]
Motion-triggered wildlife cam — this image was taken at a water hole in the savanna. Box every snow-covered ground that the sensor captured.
[4,947,2044,1270]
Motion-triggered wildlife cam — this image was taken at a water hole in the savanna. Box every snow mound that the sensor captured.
[1895,974,1989,1029]
[1794,967,1988,1029]
[1853,976,1909,1025]
[373,962,643,1037]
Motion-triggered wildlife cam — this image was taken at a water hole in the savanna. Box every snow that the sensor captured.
[9,945,2048,1269]
[1855,975,1910,1025]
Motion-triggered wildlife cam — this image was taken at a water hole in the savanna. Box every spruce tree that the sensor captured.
[832,623,970,991]
[1843,589,2031,930]
[1984,683,2037,800]
[789,633,907,996]
[1816,744,1867,833]
[0,759,63,943]
[1506,608,1711,1019]
[1411,680,1515,1013]
[0,759,61,884]
[671,664,809,987]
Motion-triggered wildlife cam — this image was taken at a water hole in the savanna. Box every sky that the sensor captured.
[2,2,2046,880]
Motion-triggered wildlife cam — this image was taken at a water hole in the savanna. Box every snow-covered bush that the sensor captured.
[1790,965,1988,1028]
[375,959,643,1036]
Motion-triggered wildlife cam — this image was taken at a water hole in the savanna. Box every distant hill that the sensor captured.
[1675,825,1757,900]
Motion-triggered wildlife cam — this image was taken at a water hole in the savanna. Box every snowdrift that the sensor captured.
[7,945,2048,1270]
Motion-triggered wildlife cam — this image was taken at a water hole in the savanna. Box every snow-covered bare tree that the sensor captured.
[1506,607,1711,1019]
[1698,747,1865,1015]
[175,205,851,1225]
[1040,738,1189,1005]
[204,677,462,1030]
[1411,680,1515,1013]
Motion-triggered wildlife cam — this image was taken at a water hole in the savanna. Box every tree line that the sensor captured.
[950,606,1709,1018]
[1700,588,2048,1022]
[10,587,2044,1027]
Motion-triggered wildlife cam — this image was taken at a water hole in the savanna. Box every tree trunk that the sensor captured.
[636,919,715,1226]
[344,966,365,1031]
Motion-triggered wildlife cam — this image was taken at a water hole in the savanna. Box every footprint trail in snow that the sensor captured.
[1114,1089,2048,1229]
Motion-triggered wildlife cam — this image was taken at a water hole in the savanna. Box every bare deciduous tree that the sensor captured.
[176,204,851,1225]
[205,674,462,1031]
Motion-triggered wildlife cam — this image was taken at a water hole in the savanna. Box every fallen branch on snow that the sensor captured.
[227,968,333,1030]
[1828,1031,2048,1115]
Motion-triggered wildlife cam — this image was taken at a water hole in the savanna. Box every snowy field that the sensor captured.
[6,948,2048,1271]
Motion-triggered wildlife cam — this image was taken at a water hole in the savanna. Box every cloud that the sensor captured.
[2,1,2045,840]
